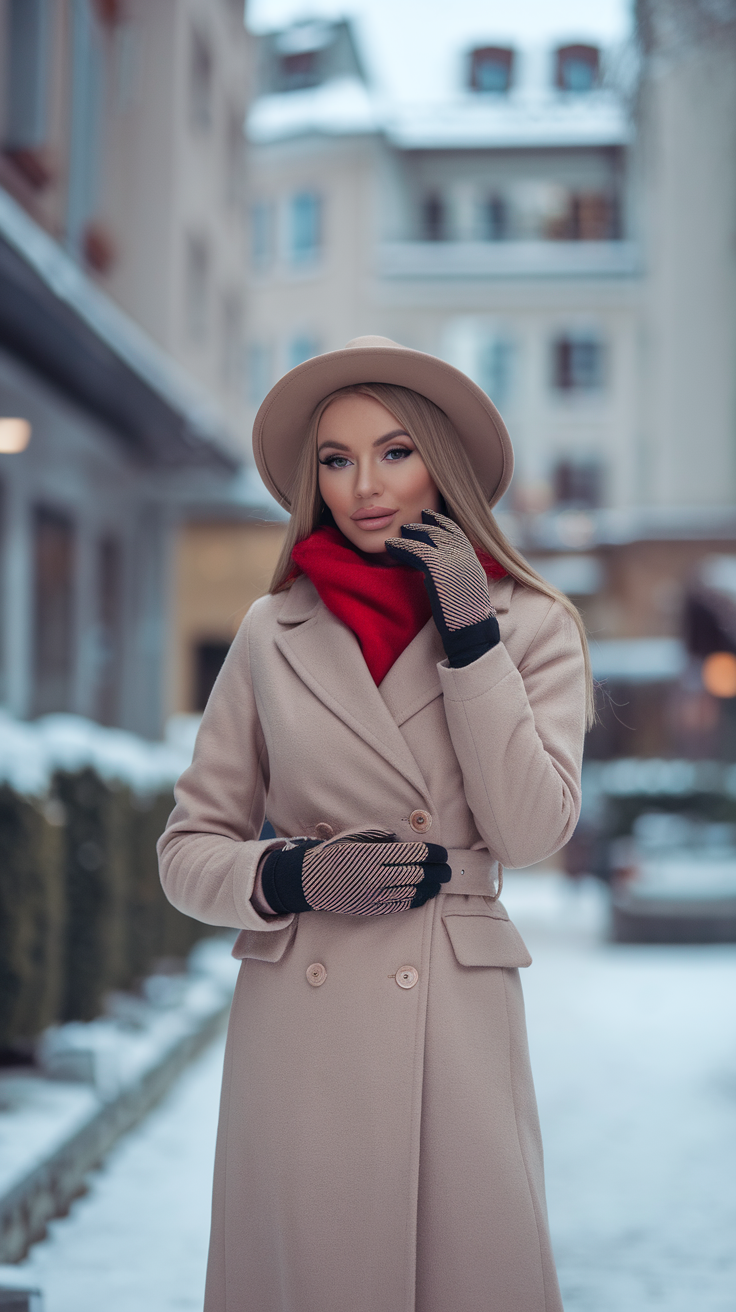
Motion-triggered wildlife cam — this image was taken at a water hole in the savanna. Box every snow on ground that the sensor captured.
[503,873,736,1312]
[0,939,238,1203]
[3,874,735,1312]
[0,1036,225,1312]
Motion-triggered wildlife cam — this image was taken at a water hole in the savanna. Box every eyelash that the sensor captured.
[319,447,413,469]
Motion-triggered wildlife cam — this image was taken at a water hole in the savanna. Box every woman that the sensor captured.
[158,336,591,1312]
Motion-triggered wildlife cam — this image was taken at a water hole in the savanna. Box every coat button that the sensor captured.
[409,809,432,834]
[314,823,334,841]
[396,965,419,989]
[306,963,327,987]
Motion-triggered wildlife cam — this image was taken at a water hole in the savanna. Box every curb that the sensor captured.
[0,1002,230,1264]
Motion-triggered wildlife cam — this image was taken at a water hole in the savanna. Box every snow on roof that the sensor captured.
[247,0,633,148]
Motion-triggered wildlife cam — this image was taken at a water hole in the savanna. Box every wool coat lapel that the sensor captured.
[379,570,515,725]
[275,577,431,801]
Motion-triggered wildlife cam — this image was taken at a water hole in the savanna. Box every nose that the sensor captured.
[354,455,382,500]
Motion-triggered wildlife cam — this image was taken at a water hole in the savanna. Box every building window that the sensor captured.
[4,0,51,181]
[288,191,322,263]
[480,193,508,241]
[287,334,319,371]
[195,640,231,711]
[185,236,209,343]
[33,507,76,716]
[279,49,320,90]
[545,191,617,241]
[225,108,245,208]
[221,295,243,390]
[95,536,122,726]
[273,20,332,92]
[66,0,105,257]
[190,29,213,130]
[247,343,272,406]
[251,199,274,269]
[478,338,515,409]
[422,192,446,242]
[552,459,604,509]
[469,46,514,93]
[552,335,605,391]
[556,45,599,92]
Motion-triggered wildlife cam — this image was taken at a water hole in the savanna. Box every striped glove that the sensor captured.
[261,828,451,916]
[385,509,500,667]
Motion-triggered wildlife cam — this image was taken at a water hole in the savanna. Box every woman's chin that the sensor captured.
[339,525,394,554]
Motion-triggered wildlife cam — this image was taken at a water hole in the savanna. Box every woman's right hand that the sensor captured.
[260,828,451,916]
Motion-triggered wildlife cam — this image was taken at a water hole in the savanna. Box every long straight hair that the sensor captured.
[270,382,595,726]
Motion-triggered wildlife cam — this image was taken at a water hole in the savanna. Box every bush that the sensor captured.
[0,787,64,1048]
[0,771,213,1046]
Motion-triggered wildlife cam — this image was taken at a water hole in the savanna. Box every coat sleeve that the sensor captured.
[157,601,292,934]
[438,597,586,869]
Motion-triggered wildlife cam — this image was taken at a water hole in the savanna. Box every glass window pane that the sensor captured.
[287,334,319,370]
[289,192,321,261]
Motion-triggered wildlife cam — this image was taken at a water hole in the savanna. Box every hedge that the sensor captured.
[0,770,212,1048]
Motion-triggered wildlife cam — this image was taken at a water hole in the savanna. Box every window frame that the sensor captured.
[287,190,322,266]
[555,44,600,93]
[468,46,514,94]
[551,333,606,393]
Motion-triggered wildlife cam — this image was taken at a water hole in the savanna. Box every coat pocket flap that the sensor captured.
[443,914,532,968]
[232,920,297,962]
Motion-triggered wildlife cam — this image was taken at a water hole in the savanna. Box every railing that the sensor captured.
[376,239,639,280]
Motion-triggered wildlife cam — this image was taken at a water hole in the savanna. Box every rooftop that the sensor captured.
[248,0,633,148]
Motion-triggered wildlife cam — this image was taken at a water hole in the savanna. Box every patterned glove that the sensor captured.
[261,828,451,916]
[385,509,500,668]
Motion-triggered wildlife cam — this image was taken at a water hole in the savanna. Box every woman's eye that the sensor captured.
[384,447,412,462]
[320,454,351,469]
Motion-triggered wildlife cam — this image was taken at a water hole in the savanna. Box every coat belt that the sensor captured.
[444,849,502,899]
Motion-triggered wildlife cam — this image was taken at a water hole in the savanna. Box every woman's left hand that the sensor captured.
[385,509,500,668]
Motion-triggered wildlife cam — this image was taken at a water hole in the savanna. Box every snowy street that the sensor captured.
[3,873,735,1312]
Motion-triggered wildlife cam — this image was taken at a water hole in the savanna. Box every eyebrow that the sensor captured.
[317,428,411,454]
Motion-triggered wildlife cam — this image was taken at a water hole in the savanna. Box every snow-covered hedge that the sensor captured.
[0,713,210,1049]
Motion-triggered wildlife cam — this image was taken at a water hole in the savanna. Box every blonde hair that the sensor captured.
[270,382,594,727]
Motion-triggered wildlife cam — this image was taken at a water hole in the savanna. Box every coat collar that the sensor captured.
[276,575,321,624]
[275,578,431,800]
[274,570,516,793]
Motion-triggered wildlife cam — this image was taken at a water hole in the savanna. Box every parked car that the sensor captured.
[609,812,736,943]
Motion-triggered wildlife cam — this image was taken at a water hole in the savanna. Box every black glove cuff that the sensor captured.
[444,614,501,668]
[261,840,320,914]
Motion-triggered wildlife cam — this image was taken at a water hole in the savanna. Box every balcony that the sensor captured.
[376,240,639,281]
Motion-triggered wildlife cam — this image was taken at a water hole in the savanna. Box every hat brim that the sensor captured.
[252,339,514,510]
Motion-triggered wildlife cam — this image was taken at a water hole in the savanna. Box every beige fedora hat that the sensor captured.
[253,335,513,510]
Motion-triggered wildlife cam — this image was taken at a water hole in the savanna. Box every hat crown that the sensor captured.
[253,336,513,510]
[344,335,403,351]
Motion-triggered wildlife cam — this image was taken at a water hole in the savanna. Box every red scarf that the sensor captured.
[291,526,506,685]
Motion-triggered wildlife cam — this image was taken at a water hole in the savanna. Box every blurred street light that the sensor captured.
[0,417,31,453]
[702,651,736,699]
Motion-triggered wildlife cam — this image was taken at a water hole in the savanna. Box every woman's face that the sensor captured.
[317,393,440,556]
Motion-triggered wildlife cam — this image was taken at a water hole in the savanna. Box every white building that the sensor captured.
[245,0,641,533]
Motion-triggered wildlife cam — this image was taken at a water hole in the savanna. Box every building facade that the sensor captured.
[0,0,254,447]
[0,0,288,723]
[245,7,639,521]
[244,0,736,759]
[0,186,237,736]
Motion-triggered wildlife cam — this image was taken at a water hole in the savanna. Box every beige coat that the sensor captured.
[158,570,586,1312]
